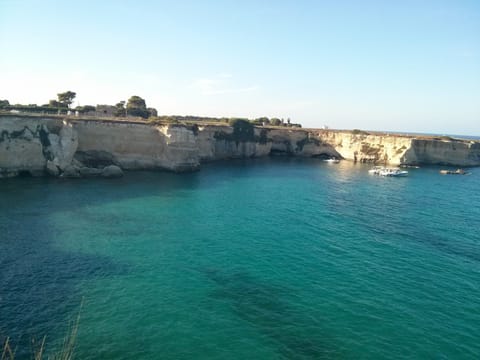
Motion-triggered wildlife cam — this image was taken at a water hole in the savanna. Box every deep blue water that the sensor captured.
[1,159,479,359]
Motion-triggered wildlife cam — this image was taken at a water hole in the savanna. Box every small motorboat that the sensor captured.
[323,158,340,164]
[368,166,384,175]
[379,168,409,177]
[440,169,468,175]
[369,167,408,177]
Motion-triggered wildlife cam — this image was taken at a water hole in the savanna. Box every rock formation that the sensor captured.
[0,117,77,177]
[1,114,479,178]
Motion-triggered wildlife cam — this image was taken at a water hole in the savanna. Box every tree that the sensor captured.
[49,99,65,108]
[253,117,269,125]
[126,96,149,118]
[75,105,96,114]
[57,91,76,108]
[113,101,126,117]
[228,119,255,142]
[147,107,158,117]
[270,118,281,126]
[83,105,96,113]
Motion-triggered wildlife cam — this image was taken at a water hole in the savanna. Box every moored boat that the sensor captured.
[369,166,408,177]
[368,166,384,175]
[379,168,409,177]
[440,169,468,175]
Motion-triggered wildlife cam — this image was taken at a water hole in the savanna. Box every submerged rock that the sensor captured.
[101,165,123,178]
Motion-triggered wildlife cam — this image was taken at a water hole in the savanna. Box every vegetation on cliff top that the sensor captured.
[0,92,78,115]
[0,93,157,119]
[212,119,268,144]
[0,92,301,127]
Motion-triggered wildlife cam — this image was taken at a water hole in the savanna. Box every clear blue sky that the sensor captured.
[1,0,479,134]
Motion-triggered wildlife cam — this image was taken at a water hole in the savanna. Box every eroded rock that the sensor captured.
[62,165,81,178]
[101,165,123,178]
[79,167,103,177]
[46,160,60,177]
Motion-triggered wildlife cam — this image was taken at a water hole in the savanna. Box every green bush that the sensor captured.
[352,129,369,135]
[228,119,254,142]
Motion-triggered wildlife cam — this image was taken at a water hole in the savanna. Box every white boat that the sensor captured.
[324,158,340,163]
[440,169,468,175]
[369,166,408,177]
[368,166,384,175]
[379,168,408,177]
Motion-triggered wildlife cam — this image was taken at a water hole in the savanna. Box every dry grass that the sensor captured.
[1,300,82,360]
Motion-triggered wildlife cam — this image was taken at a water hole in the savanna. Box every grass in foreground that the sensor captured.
[1,301,82,360]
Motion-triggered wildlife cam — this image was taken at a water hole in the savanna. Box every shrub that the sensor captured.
[228,119,254,142]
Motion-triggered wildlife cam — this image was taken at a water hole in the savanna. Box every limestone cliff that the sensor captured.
[0,116,77,177]
[196,125,271,161]
[267,129,340,158]
[405,138,480,166]
[316,131,413,164]
[316,130,480,166]
[196,125,340,160]
[1,114,479,178]
[74,120,200,172]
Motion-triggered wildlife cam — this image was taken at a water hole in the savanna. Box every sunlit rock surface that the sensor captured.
[1,114,479,178]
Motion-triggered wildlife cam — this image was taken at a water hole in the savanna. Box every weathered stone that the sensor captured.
[101,165,123,178]
[0,117,78,176]
[2,115,480,180]
[30,169,45,177]
[73,121,200,171]
[197,125,272,160]
[47,121,78,169]
[62,165,81,178]
[79,167,103,176]
[74,150,118,168]
[46,160,60,177]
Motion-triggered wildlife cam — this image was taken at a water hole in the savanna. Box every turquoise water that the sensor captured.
[1,159,480,359]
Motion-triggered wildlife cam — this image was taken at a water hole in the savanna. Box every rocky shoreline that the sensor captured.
[1,114,479,178]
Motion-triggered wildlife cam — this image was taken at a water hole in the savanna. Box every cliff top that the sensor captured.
[0,111,476,143]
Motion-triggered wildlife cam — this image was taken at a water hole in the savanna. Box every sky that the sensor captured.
[0,0,479,134]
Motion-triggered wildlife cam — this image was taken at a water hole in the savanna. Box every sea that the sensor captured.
[1,158,479,359]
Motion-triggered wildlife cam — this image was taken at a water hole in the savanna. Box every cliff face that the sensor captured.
[196,126,341,160]
[267,129,341,158]
[317,131,413,164]
[402,139,480,166]
[196,125,271,161]
[316,130,480,166]
[0,116,77,177]
[1,115,479,178]
[74,120,200,172]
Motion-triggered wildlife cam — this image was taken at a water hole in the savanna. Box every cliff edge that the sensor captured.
[1,114,479,178]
